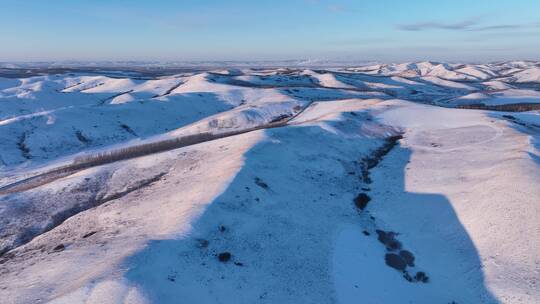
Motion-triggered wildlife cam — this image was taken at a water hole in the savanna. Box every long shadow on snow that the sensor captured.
[121,117,499,304]
[343,144,499,304]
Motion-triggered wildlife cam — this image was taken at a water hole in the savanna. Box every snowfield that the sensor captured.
[0,61,539,304]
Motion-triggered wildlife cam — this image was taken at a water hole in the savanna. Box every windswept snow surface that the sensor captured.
[1,62,540,304]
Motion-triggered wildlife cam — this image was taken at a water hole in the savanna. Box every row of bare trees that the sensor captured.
[457,103,540,112]
[72,132,217,168]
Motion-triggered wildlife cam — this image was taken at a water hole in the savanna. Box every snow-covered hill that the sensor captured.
[0,62,539,304]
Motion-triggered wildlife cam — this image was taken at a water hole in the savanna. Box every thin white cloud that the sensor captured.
[397,20,478,31]
[397,19,540,32]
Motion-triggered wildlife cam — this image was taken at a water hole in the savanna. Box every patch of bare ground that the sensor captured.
[353,134,429,283]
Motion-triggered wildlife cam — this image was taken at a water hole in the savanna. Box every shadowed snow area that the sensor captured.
[0,61,540,304]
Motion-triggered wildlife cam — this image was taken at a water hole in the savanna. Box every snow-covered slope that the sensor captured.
[1,62,539,304]
[504,66,540,83]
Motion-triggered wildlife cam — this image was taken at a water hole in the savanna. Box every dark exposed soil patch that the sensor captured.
[414,271,429,283]
[154,81,183,98]
[376,229,402,251]
[98,172,167,204]
[270,114,292,123]
[17,132,31,159]
[399,250,415,267]
[75,130,90,144]
[99,90,133,105]
[218,252,231,262]
[359,135,402,183]
[120,123,138,136]
[385,253,406,271]
[82,231,97,239]
[354,193,371,210]
[254,177,269,190]
[52,244,65,252]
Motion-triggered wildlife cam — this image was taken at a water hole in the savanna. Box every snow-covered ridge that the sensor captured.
[1,61,539,169]
[0,62,539,304]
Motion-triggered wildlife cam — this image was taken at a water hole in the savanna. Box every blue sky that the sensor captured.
[1,0,539,62]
